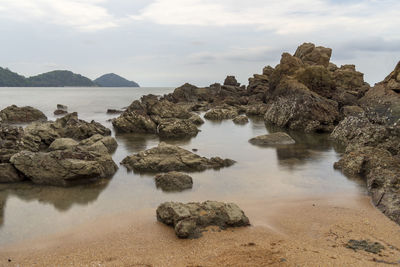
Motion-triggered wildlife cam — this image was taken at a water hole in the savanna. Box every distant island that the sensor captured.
[94,73,139,87]
[0,67,139,87]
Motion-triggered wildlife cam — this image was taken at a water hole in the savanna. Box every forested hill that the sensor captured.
[94,73,140,87]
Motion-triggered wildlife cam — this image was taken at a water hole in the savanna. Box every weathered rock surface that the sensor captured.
[224,76,240,87]
[155,172,193,191]
[377,61,400,93]
[49,138,79,151]
[232,115,249,125]
[106,109,124,114]
[249,132,295,146]
[334,146,400,225]
[112,95,201,138]
[156,201,250,238]
[0,163,24,183]
[10,147,118,186]
[0,105,47,124]
[294,42,332,67]
[204,106,239,120]
[54,104,68,116]
[121,142,235,172]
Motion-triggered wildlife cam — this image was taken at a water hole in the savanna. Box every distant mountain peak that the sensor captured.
[94,73,139,87]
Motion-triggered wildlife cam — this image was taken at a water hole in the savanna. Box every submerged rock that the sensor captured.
[121,142,235,172]
[156,201,250,238]
[233,115,249,125]
[249,132,295,146]
[155,172,193,192]
[0,105,47,124]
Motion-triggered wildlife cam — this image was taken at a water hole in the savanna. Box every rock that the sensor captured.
[156,201,250,238]
[346,240,384,254]
[294,42,332,67]
[264,78,339,133]
[0,105,47,124]
[188,114,204,125]
[342,106,365,117]
[57,104,68,111]
[0,163,24,183]
[378,61,400,93]
[112,107,157,134]
[155,172,193,191]
[249,132,295,146]
[54,109,68,115]
[10,148,118,186]
[49,138,79,151]
[78,134,118,154]
[232,115,249,125]
[334,146,400,225]
[332,65,369,97]
[106,109,124,114]
[158,119,200,139]
[224,76,240,86]
[295,65,336,100]
[121,142,235,172]
[245,104,269,116]
[204,106,239,120]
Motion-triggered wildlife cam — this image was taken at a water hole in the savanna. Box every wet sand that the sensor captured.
[1,194,400,266]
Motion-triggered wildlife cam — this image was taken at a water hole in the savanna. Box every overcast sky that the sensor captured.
[0,0,399,87]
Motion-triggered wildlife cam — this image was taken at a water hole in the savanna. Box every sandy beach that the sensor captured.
[1,193,399,266]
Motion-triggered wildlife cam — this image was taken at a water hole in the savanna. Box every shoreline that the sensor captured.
[1,193,400,266]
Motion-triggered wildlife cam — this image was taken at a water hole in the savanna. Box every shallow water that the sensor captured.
[0,87,366,245]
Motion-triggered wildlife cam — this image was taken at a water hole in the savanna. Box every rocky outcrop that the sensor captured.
[249,132,295,146]
[377,61,400,93]
[156,201,250,238]
[10,144,118,186]
[121,142,235,172]
[293,42,332,67]
[0,163,24,183]
[334,147,400,225]
[155,172,193,192]
[0,105,47,124]
[224,76,240,87]
[112,95,201,139]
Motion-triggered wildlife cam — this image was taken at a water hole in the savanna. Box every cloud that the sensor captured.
[132,0,400,35]
[0,0,118,31]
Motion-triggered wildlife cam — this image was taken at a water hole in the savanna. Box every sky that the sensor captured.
[0,0,399,87]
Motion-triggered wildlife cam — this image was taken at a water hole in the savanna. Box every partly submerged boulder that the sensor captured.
[249,132,295,146]
[157,119,200,139]
[232,115,249,125]
[121,142,235,172]
[0,163,25,183]
[155,172,193,192]
[156,201,250,238]
[0,105,47,124]
[204,106,239,120]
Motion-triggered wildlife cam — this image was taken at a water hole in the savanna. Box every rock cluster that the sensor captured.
[112,94,201,139]
[156,201,250,238]
[0,111,118,186]
[121,142,235,173]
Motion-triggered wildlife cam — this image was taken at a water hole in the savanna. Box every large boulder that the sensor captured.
[155,172,193,192]
[334,147,400,225]
[157,119,200,139]
[156,201,250,238]
[264,78,339,133]
[249,132,295,146]
[224,76,240,86]
[121,142,235,172]
[10,147,118,186]
[0,105,47,124]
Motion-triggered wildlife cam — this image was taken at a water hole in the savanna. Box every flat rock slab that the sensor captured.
[155,171,193,192]
[121,142,235,173]
[249,132,295,146]
[156,201,250,238]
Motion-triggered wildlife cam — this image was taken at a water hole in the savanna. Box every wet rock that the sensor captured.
[224,76,240,87]
[121,142,235,172]
[204,106,239,120]
[10,148,118,186]
[0,163,24,183]
[346,239,384,254]
[233,115,249,125]
[249,132,295,146]
[106,109,123,114]
[158,119,200,139]
[334,146,400,224]
[0,105,47,124]
[155,172,193,191]
[156,201,250,238]
[294,42,332,67]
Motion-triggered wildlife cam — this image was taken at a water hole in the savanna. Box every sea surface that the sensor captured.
[0,87,366,245]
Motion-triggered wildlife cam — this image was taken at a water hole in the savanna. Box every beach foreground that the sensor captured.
[1,194,399,266]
